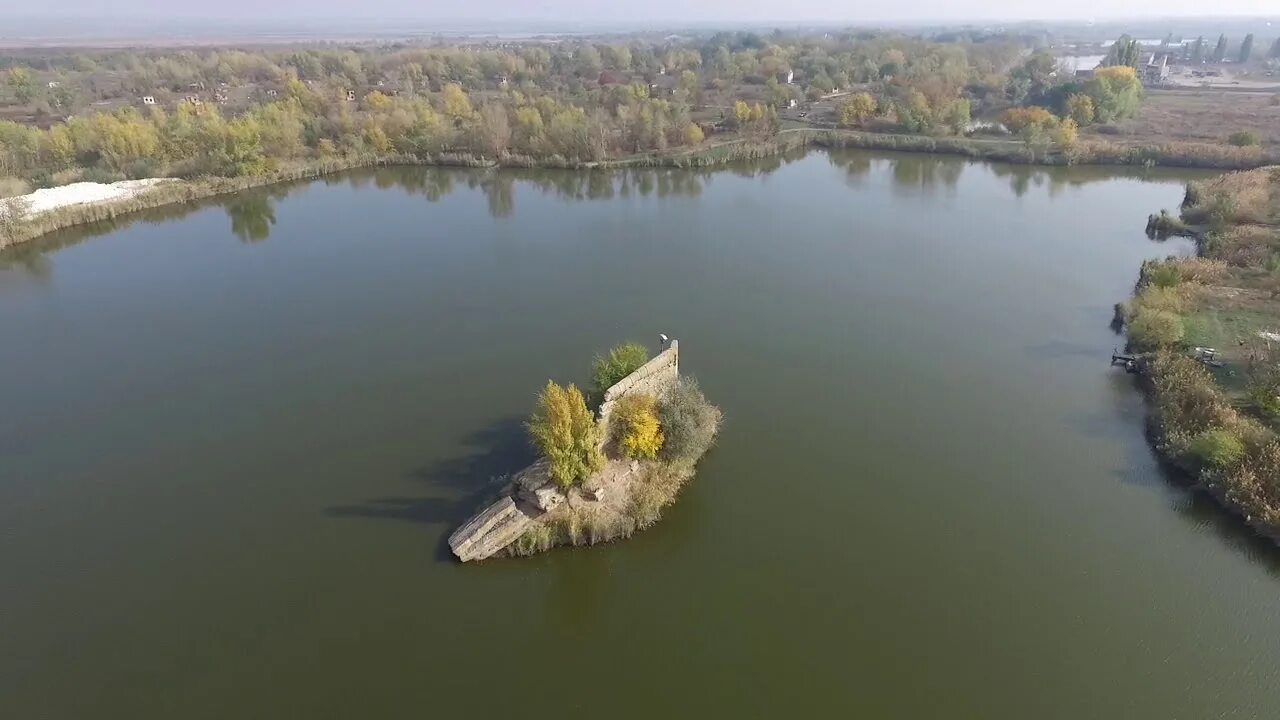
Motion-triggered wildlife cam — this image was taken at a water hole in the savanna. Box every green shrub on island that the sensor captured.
[527,381,603,491]
[590,342,649,403]
[613,394,664,460]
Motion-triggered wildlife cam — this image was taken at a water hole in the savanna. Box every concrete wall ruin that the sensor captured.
[596,340,679,443]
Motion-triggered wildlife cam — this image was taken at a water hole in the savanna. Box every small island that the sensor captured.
[449,339,721,561]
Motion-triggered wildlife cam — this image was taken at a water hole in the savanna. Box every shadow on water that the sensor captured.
[1115,431,1280,577]
[1169,471,1280,577]
[324,415,535,561]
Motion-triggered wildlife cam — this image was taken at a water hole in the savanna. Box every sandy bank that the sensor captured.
[1,179,175,217]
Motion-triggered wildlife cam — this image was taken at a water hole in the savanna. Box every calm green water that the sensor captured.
[3,151,1279,719]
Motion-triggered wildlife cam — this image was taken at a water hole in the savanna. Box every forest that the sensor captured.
[0,29,1236,193]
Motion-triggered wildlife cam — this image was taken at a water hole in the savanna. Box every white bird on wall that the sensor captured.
[659,333,669,345]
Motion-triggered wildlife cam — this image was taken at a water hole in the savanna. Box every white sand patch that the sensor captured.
[2,179,174,218]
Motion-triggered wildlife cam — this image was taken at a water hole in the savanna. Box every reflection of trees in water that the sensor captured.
[828,151,872,187]
[888,155,965,196]
[0,187,300,280]
[987,161,1186,200]
[225,193,277,243]
[361,167,461,203]
[0,247,51,281]
[990,163,1051,198]
[338,158,817,218]
[1,155,1205,281]
[824,147,1195,202]
[482,174,515,218]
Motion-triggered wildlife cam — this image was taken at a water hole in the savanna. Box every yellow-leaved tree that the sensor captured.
[1053,118,1079,150]
[614,394,664,460]
[1066,93,1095,126]
[441,83,474,125]
[838,93,877,127]
[528,382,604,490]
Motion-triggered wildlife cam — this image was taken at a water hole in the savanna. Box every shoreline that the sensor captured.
[1119,166,1280,546]
[4,130,1276,251]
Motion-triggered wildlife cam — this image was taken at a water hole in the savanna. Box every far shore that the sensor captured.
[4,128,1275,251]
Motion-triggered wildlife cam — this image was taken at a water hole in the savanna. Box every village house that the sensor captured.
[598,70,630,86]
[648,75,678,96]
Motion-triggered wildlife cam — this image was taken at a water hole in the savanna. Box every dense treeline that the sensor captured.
[0,80,708,183]
[0,32,1032,188]
[10,29,1256,198]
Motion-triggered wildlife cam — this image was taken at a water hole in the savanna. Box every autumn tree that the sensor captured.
[1001,106,1058,133]
[939,98,971,135]
[1052,118,1079,150]
[613,394,664,460]
[1066,93,1096,126]
[363,125,392,153]
[527,382,603,491]
[512,105,545,155]
[896,90,934,133]
[475,102,511,156]
[6,68,34,104]
[676,70,699,101]
[837,93,877,127]
[441,83,474,126]
[1085,66,1143,122]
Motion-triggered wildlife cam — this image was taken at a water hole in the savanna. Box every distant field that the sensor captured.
[1099,88,1280,147]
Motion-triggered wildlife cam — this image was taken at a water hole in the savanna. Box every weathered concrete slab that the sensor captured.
[448,496,532,562]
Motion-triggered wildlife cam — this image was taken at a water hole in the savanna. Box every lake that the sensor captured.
[3,150,1279,718]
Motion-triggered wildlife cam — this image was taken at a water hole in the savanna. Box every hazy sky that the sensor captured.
[7,0,1274,23]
